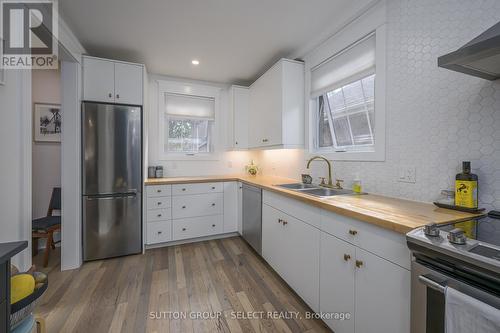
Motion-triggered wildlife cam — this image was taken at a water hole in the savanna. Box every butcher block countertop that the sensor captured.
[145,174,485,234]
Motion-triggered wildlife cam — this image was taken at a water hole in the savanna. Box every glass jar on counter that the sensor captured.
[436,190,455,205]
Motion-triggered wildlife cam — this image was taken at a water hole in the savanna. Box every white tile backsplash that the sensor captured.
[258,0,500,216]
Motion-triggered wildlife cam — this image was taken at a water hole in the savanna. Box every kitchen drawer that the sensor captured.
[146,185,172,198]
[147,196,171,210]
[263,190,322,229]
[147,208,172,222]
[172,193,223,219]
[172,182,223,196]
[172,215,223,241]
[147,220,172,244]
[321,211,411,269]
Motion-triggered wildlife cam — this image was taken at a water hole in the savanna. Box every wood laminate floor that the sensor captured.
[32,237,331,333]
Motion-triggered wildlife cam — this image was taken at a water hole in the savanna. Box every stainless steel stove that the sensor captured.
[406,213,500,333]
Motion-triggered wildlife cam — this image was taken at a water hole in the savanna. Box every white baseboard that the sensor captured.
[144,232,240,250]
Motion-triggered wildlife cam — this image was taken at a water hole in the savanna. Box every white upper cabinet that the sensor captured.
[114,62,144,105]
[229,86,249,149]
[248,59,305,149]
[83,57,115,103]
[83,56,144,105]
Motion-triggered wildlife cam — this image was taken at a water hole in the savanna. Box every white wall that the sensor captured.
[0,69,31,270]
[32,68,61,220]
[147,74,254,177]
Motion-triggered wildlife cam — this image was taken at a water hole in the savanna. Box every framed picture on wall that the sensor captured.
[34,103,62,143]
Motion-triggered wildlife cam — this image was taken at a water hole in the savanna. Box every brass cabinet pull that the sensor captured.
[349,229,358,236]
[211,186,216,190]
[116,94,120,99]
[182,206,186,209]
[211,203,216,206]
[157,202,162,205]
[262,138,268,143]
[182,228,187,231]
[157,231,162,234]
[108,93,113,98]
[212,224,216,227]
[355,260,364,268]
[157,214,162,217]
[343,254,351,261]
[182,188,186,191]
[156,189,162,193]
[282,220,288,226]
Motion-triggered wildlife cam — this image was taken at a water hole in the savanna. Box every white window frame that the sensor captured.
[158,80,222,161]
[305,15,386,162]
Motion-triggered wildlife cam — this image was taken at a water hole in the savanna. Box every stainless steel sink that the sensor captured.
[276,183,319,190]
[275,183,356,197]
[300,187,355,197]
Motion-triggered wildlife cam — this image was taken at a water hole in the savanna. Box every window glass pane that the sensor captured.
[316,74,375,152]
[318,96,333,147]
[165,117,212,153]
[332,116,353,147]
[342,80,365,107]
[327,89,345,111]
[362,75,375,99]
[349,113,373,145]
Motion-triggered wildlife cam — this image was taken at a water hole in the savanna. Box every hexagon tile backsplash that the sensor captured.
[328,0,500,213]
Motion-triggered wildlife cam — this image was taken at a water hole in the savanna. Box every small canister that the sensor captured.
[155,166,164,178]
[148,166,156,178]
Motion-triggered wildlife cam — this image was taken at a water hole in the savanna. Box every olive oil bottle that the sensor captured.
[455,161,478,238]
[455,161,478,208]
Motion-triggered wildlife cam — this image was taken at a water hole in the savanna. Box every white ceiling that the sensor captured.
[60,0,374,84]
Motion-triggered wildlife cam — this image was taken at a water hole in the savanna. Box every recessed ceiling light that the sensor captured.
[191,59,200,65]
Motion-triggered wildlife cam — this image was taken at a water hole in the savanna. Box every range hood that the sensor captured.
[438,21,500,80]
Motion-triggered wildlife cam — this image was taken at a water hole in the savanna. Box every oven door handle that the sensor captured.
[419,274,447,293]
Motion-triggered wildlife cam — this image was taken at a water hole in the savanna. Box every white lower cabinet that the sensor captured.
[263,190,411,333]
[320,232,356,333]
[262,204,320,312]
[146,182,239,246]
[173,215,223,240]
[147,221,172,244]
[354,248,410,333]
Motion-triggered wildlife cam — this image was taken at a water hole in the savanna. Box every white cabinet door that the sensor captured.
[262,204,320,311]
[320,232,355,333]
[354,248,411,333]
[231,86,249,149]
[83,57,115,103]
[249,63,282,148]
[223,182,238,233]
[262,204,286,276]
[114,62,143,105]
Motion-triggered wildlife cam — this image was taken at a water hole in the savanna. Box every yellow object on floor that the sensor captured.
[11,274,35,304]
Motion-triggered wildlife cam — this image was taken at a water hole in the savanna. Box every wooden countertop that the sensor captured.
[145,175,485,234]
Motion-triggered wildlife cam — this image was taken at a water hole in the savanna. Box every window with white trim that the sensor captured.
[164,93,215,154]
[311,31,385,160]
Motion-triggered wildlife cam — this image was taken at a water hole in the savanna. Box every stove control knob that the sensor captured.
[448,228,467,245]
[424,223,440,237]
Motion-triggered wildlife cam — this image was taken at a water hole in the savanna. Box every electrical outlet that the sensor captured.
[398,166,416,183]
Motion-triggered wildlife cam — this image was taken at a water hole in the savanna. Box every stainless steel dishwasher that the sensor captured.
[242,183,262,255]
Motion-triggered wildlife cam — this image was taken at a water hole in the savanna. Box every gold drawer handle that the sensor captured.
[282,220,288,226]
[182,228,187,231]
[157,214,162,218]
[355,260,363,268]
[349,229,358,236]
[343,254,351,261]
[212,224,216,227]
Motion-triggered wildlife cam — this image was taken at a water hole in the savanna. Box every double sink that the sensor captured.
[275,183,358,198]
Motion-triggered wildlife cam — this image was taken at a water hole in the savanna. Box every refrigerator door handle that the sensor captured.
[85,192,138,200]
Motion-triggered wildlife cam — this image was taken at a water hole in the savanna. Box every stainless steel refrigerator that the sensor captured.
[82,102,142,261]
